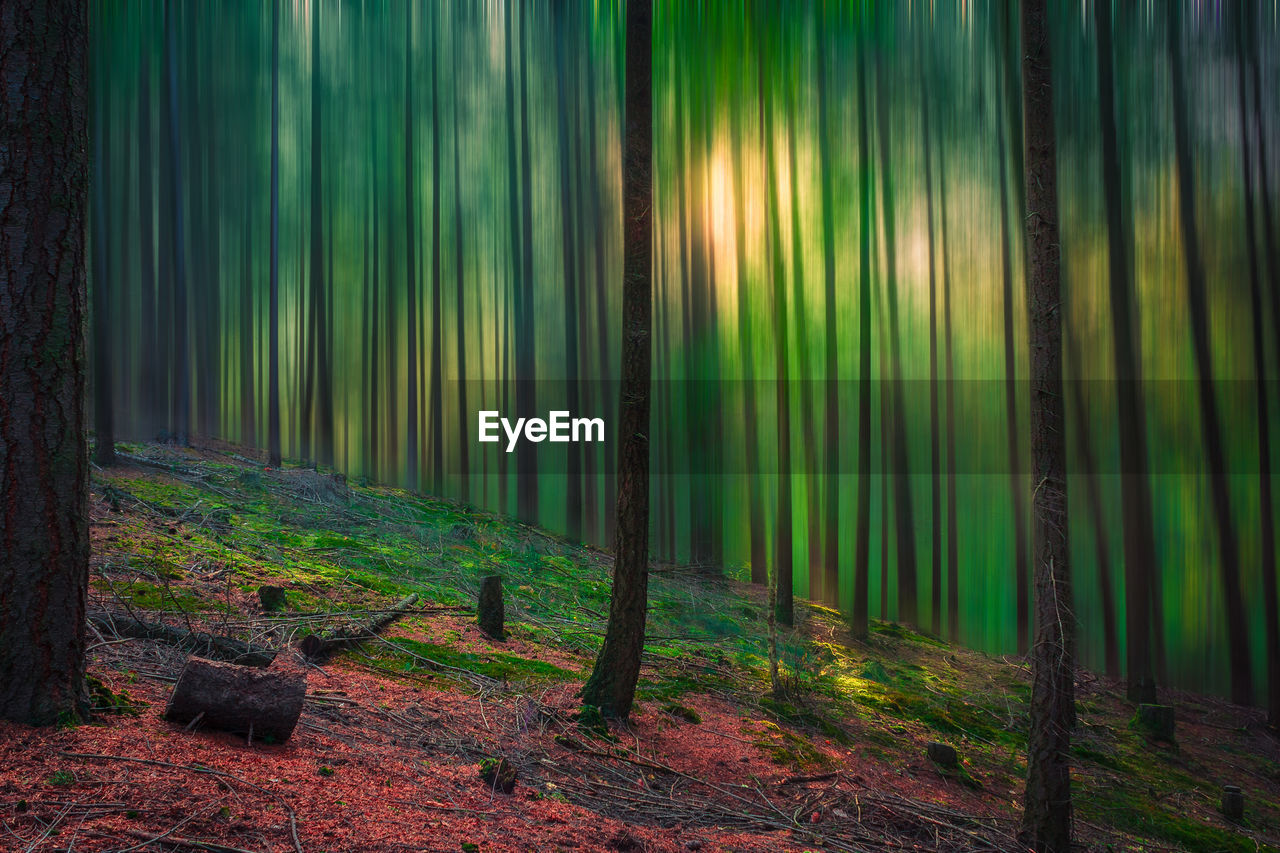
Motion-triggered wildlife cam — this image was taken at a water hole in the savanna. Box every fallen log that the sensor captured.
[298,593,420,661]
[89,613,276,667]
[164,656,306,742]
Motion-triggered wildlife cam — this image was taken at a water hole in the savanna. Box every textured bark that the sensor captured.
[580,0,651,719]
[478,575,505,641]
[1018,2,1073,850]
[0,0,90,726]
[164,657,304,742]
[1167,1,1253,706]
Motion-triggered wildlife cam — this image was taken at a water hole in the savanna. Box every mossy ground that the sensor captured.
[83,441,1280,852]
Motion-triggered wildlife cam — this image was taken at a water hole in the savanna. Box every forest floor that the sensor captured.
[1,441,1278,853]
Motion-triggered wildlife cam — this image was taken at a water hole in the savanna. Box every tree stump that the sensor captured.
[926,742,959,768]
[1135,703,1176,742]
[479,757,517,794]
[164,657,305,742]
[258,585,287,612]
[478,575,505,640]
[1221,785,1244,821]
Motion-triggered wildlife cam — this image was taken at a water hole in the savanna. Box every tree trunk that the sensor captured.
[1234,7,1279,729]
[0,0,90,727]
[91,53,115,467]
[404,1,419,491]
[852,19,874,636]
[268,0,282,469]
[138,47,158,436]
[580,0,651,719]
[918,23,941,637]
[429,2,444,495]
[164,657,305,742]
[1167,1,1253,706]
[515,1,538,522]
[165,2,189,446]
[452,15,469,503]
[1018,2,1073,849]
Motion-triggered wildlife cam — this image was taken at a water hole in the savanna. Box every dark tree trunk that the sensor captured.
[267,0,282,469]
[852,20,874,636]
[452,15,469,503]
[994,48,1030,653]
[515,1,538,522]
[311,0,332,467]
[759,18,792,628]
[918,24,941,637]
[403,2,419,491]
[874,34,919,627]
[1094,0,1155,697]
[1018,2,1073,850]
[501,0,520,518]
[428,3,444,495]
[165,2,189,446]
[1234,8,1279,729]
[554,0,583,540]
[0,0,90,727]
[91,55,115,467]
[934,48,959,643]
[1167,1,1253,706]
[580,0,651,720]
[815,16,841,611]
[138,47,158,436]
[164,657,305,743]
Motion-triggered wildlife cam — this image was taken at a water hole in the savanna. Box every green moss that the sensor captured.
[86,675,144,717]
[752,721,833,771]
[661,702,702,724]
[1077,785,1256,853]
[373,637,576,683]
[91,579,213,612]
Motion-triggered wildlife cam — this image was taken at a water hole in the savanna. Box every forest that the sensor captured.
[1,1,1279,852]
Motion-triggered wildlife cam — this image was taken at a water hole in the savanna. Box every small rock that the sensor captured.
[683,840,703,851]
[478,757,517,794]
[607,829,642,851]
[258,585,288,612]
[1134,704,1176,742]
[927,741,959,768]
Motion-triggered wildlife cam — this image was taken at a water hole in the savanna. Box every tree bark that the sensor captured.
[164,657,304,742]
[1018,2,1073,850]
[0,0,90,726]
[267,0,282,469]
[580,0,651,719]
[91,50,115,467]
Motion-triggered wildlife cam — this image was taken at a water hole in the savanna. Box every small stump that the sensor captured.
[479,757,517,794]
[164,656,305,743]
[1221,785,1244,821]
[478,575,505,640]
[258,585,288,612]
[1135,703,1176,743]
[927,741,959,768]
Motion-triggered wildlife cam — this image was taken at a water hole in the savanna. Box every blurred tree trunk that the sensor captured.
[515,1,538,521]
[165,1,189,446]
[137,48,158,436]
[452,15,469,503]
[92,50,116,467]
[1018,1,1073,849]
[851,16,874,636]
[268,0,282,469]
[580,0,652,719]
[934,48,959,644]
[0,0,90,727]
[554,0,582,539]
[403,1,419,490]
[429,2,444,494]
[918,24,941,637]
[1167,1,1253,707]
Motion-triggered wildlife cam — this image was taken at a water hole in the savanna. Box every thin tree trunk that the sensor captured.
[515,1,538,522]
[873,34,919,627]
[919,24,940,637]
[137,47,157,437]
[852,17,874,636]
[0,0,90,727]
[935,49,959,644]
[92,56,115,467]
[452,14,469,503]
[404,2,419,491]
[580,0,652,719]
[267,0,281,469]
[165,1,189,446]
[1235,7,1279,729]
[1018,2,1073,849]
[1167,1,1253,706]
[816,14,841,612]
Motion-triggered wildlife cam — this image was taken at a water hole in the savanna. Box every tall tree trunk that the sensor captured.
[580,0,651,719]
[428,3,444,494]
[0,0,90,727]
[91,52,115,467]
[815,14,841,612]
[1018,2,1073,849]
[994,44,1030,653]
[935,49,959,644]
[918,23,941,637]
[1167,1,1253,706]
[452,14,469,503]
[267,0,282,469]
[554,0,583,539]
[1235,7,1279,730]
[759,18,793,628]
[1094,0,1158,701]
[873,33,919,627]
[137,48,157,437]
[311,0,332,467]
[240,194,255,448]
[165,1,189,446]
[515,1,538,522]
[852,17,874,636]
[404,2,419,491]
